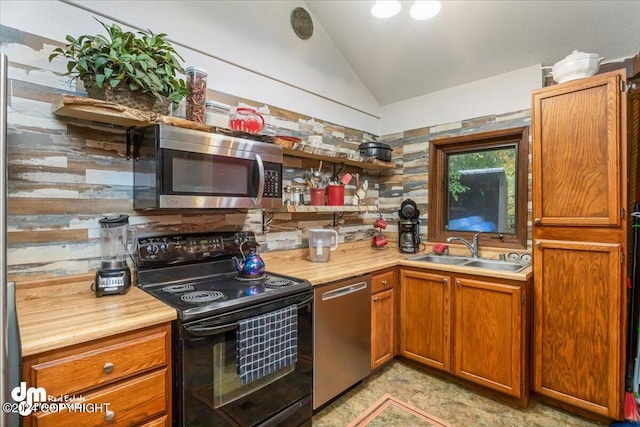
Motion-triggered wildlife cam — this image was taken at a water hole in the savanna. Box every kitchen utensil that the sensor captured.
[229,107,265,134]
[326,184,344,206]
[310,188,325,206]
[359,142,393,162]
[551,50,602,84]
[95,214,135,296]
[233,240,265,278]
[340,173,352,185]
[374,216,387,229]
[373,234,388,248]
[308,229,338,262]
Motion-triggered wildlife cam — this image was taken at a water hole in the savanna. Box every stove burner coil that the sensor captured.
[162,284,195,294]
[265,278,293,288]
[235,274,266,282]
[180,291,225,303]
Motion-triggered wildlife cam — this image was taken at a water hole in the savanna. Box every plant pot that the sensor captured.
[82,78,170,114]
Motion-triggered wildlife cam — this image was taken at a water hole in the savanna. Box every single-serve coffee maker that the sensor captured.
[308,228,338,262]
[95,214,136,297]
[398,199,420,253]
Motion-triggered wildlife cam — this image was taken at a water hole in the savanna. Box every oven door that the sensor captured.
[176,291,313,427]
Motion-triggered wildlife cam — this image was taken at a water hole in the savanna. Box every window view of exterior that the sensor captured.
[446,147,516,234]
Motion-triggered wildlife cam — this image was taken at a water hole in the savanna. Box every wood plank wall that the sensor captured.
[2,24,533,281]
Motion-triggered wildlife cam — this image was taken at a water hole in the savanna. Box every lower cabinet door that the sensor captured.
[453,277,523,398]
[371,288,394,370]
[533,239,622,417]
[399,269,451,371]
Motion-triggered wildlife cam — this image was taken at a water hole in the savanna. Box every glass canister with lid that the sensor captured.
[185,66,208,123]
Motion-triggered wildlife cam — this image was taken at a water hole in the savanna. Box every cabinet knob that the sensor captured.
[455,280,460,287]
[381,280,387,286]
[105,410,115,421]
[534,218,541,224]
[373,296,378,302]
[103,362,114,374]
[535,241,541,248]
[443,278,448,286]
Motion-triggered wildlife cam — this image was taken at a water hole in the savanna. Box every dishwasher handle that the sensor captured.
[321,281,368,301]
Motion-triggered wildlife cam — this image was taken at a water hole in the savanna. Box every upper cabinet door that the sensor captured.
[532,70,626,227]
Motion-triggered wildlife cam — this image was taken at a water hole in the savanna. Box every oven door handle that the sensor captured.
[185,294,313,338]
[185,323,237,337]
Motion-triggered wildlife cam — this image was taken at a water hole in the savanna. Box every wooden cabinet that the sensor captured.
[399,269,451,371]
[399,268,530,401]
[371,268,397,370]
[531,70,628,419]
[22,323,172,427]
[453,277,525,398]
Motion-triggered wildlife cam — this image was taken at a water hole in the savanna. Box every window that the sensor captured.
[428,127,529,249]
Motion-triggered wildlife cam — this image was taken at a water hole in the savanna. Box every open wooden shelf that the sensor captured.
[52,95,397,171]
[268,205,377,213]
[282,148,395,171]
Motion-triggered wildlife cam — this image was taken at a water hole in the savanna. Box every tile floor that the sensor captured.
[312,360,607,426]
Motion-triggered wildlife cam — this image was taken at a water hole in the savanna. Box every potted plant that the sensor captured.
[49,18,189,113]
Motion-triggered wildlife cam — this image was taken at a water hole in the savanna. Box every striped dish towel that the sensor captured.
[237,304,298,385]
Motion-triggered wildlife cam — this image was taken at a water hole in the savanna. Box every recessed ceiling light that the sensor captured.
[410,0,441,20]
[371,0,402,19]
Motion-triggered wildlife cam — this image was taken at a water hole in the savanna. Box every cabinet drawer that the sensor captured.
[31,330,168,398]
[33,368,168,427]
[140,415,168,427]
[372,270,395,294]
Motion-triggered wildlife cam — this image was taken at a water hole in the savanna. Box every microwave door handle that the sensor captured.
[253,154,264,206]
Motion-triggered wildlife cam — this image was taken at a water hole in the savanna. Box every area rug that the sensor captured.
[347,394,453,427]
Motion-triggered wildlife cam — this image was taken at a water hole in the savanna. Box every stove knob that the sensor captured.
[146,244,159,255]
[160,243,169,253]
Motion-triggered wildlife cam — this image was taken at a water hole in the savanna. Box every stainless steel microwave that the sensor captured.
[133,125,282,209]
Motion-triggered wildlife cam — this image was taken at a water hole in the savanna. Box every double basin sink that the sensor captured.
[406,254,530,273]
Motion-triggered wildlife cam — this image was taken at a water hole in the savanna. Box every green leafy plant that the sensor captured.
[49,18,189,106]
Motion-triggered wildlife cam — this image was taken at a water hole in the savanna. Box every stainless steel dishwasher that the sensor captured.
[313,274,371,409]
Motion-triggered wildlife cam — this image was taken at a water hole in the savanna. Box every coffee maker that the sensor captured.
[94,215,135,297]
[398,199,420,253]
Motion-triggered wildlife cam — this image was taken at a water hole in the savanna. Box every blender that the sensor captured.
[94,215,136,297]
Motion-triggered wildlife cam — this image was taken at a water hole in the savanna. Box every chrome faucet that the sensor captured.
[446,232,481,258]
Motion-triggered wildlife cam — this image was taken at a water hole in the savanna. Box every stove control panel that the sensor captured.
[137,231,257,267]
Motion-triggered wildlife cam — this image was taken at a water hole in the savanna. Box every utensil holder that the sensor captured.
[311,188,325,206]
[326,185,344,206]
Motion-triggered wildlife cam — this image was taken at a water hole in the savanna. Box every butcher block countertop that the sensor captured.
[15,241,531,356]
[16,273,177,357]
[262,241,532,285]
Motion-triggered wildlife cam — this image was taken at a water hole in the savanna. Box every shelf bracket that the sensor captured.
[262,209,274,233]
[332,212,344,227]
[125,127,140,161]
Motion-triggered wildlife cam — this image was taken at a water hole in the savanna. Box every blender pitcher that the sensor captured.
[308,229,338,263]
[95,215,136,296]
[99,215,136,269]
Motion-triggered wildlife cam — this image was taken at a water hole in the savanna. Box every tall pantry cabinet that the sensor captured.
[531,69,629,419]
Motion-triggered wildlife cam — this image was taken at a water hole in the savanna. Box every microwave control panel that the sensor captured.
[263,162,281,198]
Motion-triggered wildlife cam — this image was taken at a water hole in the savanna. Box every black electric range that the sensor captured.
[136,231,311,322]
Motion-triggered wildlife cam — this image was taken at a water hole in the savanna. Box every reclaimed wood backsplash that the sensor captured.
[2,24,532,280]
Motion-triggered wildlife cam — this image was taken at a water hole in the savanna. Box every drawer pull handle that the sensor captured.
[105,410,115,421]
[103,362,114,374]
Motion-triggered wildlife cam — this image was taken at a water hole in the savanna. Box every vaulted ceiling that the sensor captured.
[304,0,640,105]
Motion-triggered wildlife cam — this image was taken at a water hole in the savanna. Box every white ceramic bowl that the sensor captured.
[552,50,602,84]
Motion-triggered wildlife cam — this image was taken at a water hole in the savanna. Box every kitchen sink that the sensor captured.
[462,259,528,272]
[406,254,530,273]
[406,254,471,265]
